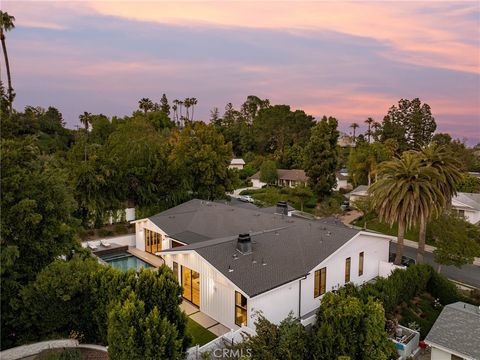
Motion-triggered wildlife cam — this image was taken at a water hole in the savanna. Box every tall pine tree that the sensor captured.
[304,116,339,201]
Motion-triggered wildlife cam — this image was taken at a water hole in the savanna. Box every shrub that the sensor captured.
[114,224,128,235]
[98,229,114,237]
[427,270,461,305]
[38,349,85,360]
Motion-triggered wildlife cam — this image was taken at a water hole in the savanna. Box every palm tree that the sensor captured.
[172,104,178,124]
[369,152,445,265]
[138,98,153,114]
[350,122,359,142]
[372,121,382,142]
[190,97,197,121]
[184,98,191,121]
[0,11,15,113]
[365,117,374,143]
[416,143,463,262]
[79,112,92,161]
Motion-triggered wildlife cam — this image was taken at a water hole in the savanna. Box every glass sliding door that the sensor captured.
[144,229,162,254]
[181,266,200,307]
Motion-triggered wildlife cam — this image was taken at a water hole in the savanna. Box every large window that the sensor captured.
[181,266,200,307]
[235,291,248,326]
[314,267,327,298]
[345,257,351,283]
[145,229,162,254]
[358,252,364,276]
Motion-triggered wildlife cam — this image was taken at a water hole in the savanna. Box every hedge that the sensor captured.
[357,264,461,315]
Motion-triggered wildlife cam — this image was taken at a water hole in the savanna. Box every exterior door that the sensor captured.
[181,266,200,307]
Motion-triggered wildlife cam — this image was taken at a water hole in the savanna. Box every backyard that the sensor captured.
[187,318,217,346]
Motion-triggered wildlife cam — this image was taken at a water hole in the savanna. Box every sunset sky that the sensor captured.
[3,1,480,143]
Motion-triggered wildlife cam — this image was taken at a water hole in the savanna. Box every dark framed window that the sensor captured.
[314,267,327,298]
[358,252,364,276]
[345,257,351,283]
[173,261,178,280]
[235,291,247,326]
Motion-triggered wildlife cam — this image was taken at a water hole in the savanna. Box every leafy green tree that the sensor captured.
[20,256,101,343]
[89,114,113,145]
[252,105,314,156]
[0,11,15,112]
[309,291,396,360]
[238,313,306,360]
[172,122,236,200]
[429,212,480,272]
[304,116,339,201]
[277,143,306,169]
[380,98,436,152]
[291,183,314,211]
[369,152,444,265]
[1,137,78,348]
[458,174,480,193]
[260,160,278,185]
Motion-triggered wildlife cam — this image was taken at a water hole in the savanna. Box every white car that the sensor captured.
[239,195,254,203]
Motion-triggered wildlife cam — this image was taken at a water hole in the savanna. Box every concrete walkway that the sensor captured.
[127,247,165,268]
[180,301,230,337]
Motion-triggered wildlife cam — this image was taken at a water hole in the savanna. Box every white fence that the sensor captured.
[81,234,136,249]
[379,260,405,278]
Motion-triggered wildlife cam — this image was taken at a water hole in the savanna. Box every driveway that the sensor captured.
[230,187,257,198]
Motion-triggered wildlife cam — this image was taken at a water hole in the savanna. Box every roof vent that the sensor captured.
[228,265,234,273]
[237,233,252,254]
[275,201,288,215]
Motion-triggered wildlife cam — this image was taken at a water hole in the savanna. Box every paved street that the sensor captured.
[389,243,480,289]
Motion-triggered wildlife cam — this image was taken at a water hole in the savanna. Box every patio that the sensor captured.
[180,301,230,338]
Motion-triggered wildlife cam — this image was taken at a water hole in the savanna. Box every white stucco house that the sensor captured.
[335,168,351,191]
[132,199,394,331]
[229,158,245,170]
[452,192,480,225]
[425,302,480,360]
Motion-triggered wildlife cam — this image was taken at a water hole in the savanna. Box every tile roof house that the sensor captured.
[250,168,350,190]
[425,302,480,360]
[452,192,480,224]
[229,158,245,170]
[132,199,394,331]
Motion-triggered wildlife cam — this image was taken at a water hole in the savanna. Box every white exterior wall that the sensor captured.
[229,164,244,170]
[464,209,480,224]
[251,179,266,188]
[163,252,245,331]
[431,347,453,360]
[134,219,170,252]
[249,280,301,326]
[299,232,390,317]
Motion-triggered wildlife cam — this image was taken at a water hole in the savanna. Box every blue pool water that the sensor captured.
[101,252,152,272]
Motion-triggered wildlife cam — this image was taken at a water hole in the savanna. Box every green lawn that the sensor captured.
[187,318,217,346]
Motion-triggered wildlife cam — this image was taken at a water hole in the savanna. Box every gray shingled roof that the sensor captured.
[425,302,480,359]
[156,199,360,297]
[454,192,480,211]
[249,169,308,182]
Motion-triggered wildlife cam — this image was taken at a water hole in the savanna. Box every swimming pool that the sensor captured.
[100,252,152,272]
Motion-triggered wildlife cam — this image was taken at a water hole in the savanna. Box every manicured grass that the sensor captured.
[187,318,217,346]
[396,292,443,339]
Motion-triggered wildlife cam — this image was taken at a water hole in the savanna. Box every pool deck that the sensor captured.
[127,247,165,268]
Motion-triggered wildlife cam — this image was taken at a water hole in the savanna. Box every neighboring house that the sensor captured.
[249,169,308,188]
[452,192,480,224]
[338,132,355,147]
[348,185,369,203]
[425,301,480,360]
[229,158,245,170]
[133,199,394,331]
[335,168,351,191]
[468,172,480,179]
